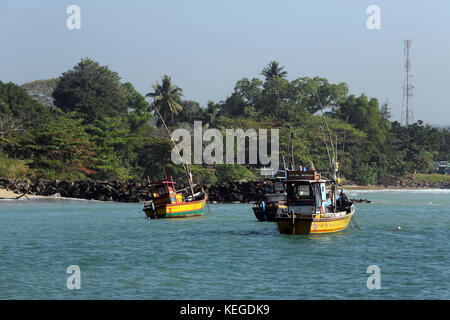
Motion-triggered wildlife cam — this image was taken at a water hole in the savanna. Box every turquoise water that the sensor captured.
[0,189,449,299]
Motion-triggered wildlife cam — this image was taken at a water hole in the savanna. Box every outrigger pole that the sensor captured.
[152,106,195,197]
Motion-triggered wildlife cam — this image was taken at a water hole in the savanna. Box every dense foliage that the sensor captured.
[0,59,449,185]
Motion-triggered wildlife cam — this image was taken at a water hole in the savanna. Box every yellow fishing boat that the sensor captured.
[275,167,355,235]
[143,179,207,219]
[143,107,208,219]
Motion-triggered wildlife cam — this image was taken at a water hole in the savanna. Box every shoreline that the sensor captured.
[339,185,430,190]
[0,188,38,199]
[2,185,448,203]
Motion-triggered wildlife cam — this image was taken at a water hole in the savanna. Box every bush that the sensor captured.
[0,155,28,179]
[215,164,258,183]
[352,163,378,185]
[413,173,450,184]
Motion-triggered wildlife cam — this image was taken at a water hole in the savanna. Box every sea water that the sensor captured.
[0,189,449,299]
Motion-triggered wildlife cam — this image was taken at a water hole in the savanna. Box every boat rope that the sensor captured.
[290,128,315,171]
[290,130,295,169]
[206,198,212,215]
[338,115,350,174]
[152,105,195,197]
[319,125,333,171]
[351,215,360,230]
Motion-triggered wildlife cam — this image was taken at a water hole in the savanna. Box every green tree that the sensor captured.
[123,82,149,113]
[146,75,183,126]
[261,61,288,80]
[0,80,52,124]
[122,82,153,134]
[86,117,132,181]
[20,114,94,180]
[338,94,385,146]
[0,81,53,157]
[172,100,205,124]
[291,77,348,114]
[234,78,263,106]
[52,58,128,121]
[259,77,297,117]
[203,101,223,128]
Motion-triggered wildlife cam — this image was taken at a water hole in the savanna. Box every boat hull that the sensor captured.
[276,208,354,235]
[143,196,207,219]
[253,203,287,222]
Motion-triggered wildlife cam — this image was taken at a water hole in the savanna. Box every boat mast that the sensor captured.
[314,90,342,212]
[153,106,195,197]
[290,130,295,170]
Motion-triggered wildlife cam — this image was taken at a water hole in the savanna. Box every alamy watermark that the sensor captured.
[366,265,381,290]
[66,5,81,30]
[366,5,381,30]
[171,121,279,175]
[66,265,81,290]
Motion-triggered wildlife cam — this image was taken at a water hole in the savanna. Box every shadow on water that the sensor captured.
[275,230,353,245]
[186,228,280,237]
[169,225,357,240]
[138,214,211,221]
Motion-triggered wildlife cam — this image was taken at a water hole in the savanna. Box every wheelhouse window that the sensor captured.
[274,182,284,192]
[287,183,314,201]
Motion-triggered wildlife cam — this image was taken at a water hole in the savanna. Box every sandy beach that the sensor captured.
[340,184,396,190]
[339,184,443,190]
[0,188,37,199]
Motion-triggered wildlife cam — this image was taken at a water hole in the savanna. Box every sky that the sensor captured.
[1,0,449,125]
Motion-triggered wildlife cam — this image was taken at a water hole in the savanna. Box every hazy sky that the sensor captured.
[1,0,449,125]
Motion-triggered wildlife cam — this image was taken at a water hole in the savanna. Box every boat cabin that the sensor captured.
[263,177,286,203]
[148,180,183,205]
[284,168,330,215]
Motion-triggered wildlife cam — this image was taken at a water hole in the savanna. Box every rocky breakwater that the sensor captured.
[201,180,266,203]
[0,178,153,202]
[0,178,267,203]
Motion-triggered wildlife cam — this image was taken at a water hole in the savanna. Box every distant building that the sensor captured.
[433,161,450,174]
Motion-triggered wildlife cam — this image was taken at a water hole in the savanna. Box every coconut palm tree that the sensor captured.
[261,61,288,80]
[146,75,183,126]
[204,101,222,128]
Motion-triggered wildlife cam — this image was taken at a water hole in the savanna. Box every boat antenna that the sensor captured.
[153,105,195,197]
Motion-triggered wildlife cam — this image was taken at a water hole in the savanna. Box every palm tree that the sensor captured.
[261,61,288,80]
[204,101,221,128]
[146,75,183,126]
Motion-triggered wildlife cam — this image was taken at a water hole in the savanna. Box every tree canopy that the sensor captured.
[261,61,288,80]
[0,59,448,185]
[52,58,128,121]
[146,75,183,126]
